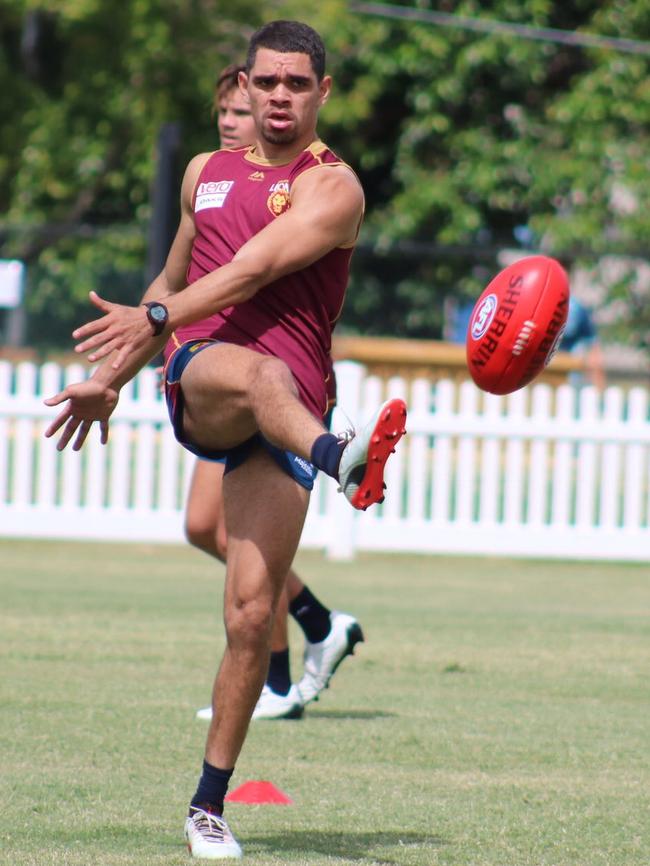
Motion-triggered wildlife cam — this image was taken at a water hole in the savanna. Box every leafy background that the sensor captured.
[0,0,648,351]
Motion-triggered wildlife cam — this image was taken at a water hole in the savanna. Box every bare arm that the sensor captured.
[45,156,364,451]
[164,164,364,328]
[73,163,364,364]
[44,153,211,450]
[75,150,210,356]
[141,151,209,302]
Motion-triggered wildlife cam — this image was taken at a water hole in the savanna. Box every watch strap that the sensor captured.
[143,301,169,336]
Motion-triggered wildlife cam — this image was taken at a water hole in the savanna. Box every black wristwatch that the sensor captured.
[143,301,169,336]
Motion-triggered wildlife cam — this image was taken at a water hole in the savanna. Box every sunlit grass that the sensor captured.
[1,540,649,865]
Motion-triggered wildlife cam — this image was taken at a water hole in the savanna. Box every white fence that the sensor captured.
[1,359,649,562]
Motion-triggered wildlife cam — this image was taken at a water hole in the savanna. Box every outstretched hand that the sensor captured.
[44,379,119,451]
[73,291,153,369]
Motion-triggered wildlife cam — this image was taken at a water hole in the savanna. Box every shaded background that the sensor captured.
[0,0,648,362]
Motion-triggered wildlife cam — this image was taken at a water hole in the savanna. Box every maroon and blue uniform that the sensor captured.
[164,141,356,485]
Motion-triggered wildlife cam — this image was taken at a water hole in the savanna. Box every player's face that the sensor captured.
[217,87,255,149]
[242,48,331,149]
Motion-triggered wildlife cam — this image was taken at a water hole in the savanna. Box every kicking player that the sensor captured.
[45,20,406,859]
[191,63,364,722]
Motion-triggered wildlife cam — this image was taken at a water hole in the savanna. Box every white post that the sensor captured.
[456,381,478,524]
[36,362,62,508]
[407,377,432,522]
[13,363,37,506]
[528,384,551,527]
[575,386,599,528]
[504,388,527,526]
[551,385,575,528]
[109,377,134,510]
[479,391,502,525]
[0,361,11,504]
[324,360,365,560]
[600,387,624,529]
[431,379,454,524]
[133,368,158,511]
[623,388,648,530]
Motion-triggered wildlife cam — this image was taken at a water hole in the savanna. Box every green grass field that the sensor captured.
[1,539,649,866]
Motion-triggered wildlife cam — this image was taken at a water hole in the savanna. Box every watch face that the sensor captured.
[150,305,166,322]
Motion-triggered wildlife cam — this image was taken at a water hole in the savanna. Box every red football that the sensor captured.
[465,255,570,395]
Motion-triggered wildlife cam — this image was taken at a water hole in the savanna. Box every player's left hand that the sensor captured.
[44,379,119,451]
[72,291,154,369]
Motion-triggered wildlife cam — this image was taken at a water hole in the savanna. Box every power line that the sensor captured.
[350,2,650,57]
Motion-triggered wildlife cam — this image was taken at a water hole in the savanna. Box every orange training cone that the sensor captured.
[225,780,294,805]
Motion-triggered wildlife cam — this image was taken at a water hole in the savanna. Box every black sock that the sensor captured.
[190,761,233,815]
[266,648,291,696]
[290,586,332,643]
[310,433,345,480]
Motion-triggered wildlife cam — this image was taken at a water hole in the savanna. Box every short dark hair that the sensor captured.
[246,20,326,81]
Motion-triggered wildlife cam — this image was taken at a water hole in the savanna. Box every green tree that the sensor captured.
[322,1,650,344]
[0,0,261,348]
[2,1,649,350]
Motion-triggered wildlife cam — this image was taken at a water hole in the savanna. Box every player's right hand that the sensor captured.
[72,291,156,370]
[44,379,119,451]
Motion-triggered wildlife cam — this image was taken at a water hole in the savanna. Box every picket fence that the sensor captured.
[1,359,649,562]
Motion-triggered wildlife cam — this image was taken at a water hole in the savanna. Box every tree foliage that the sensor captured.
[313,1,650,342]
[1,0,649,349]
[0,0,262,346]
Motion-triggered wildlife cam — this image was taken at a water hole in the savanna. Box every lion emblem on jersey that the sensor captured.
[267,180,291,216]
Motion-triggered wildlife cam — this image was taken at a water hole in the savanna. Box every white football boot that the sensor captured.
[196,684,303,722]
[184,806,242,860]
[297,611,364,705]
[251,684,303,720]
[337,398,407,510]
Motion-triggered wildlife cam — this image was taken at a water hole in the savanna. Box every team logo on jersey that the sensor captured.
[195,180,234,212]
[267,180,291,216]
[248,171,265,182]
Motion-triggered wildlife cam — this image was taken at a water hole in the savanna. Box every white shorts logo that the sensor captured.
[195,180,234,212]
[293,455,315,477]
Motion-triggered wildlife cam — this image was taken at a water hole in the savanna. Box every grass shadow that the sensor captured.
[303,708,397,720]
[246,829,446,862]
[42,825,445,864]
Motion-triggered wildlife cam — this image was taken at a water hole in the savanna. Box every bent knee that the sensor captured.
[250,356,296,395]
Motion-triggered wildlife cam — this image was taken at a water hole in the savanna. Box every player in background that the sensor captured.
[45,21,407,859]
[190,64,364,722]
[559,295,606,389]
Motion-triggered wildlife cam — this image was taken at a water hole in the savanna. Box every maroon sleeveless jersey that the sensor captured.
[164,141,356,419]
